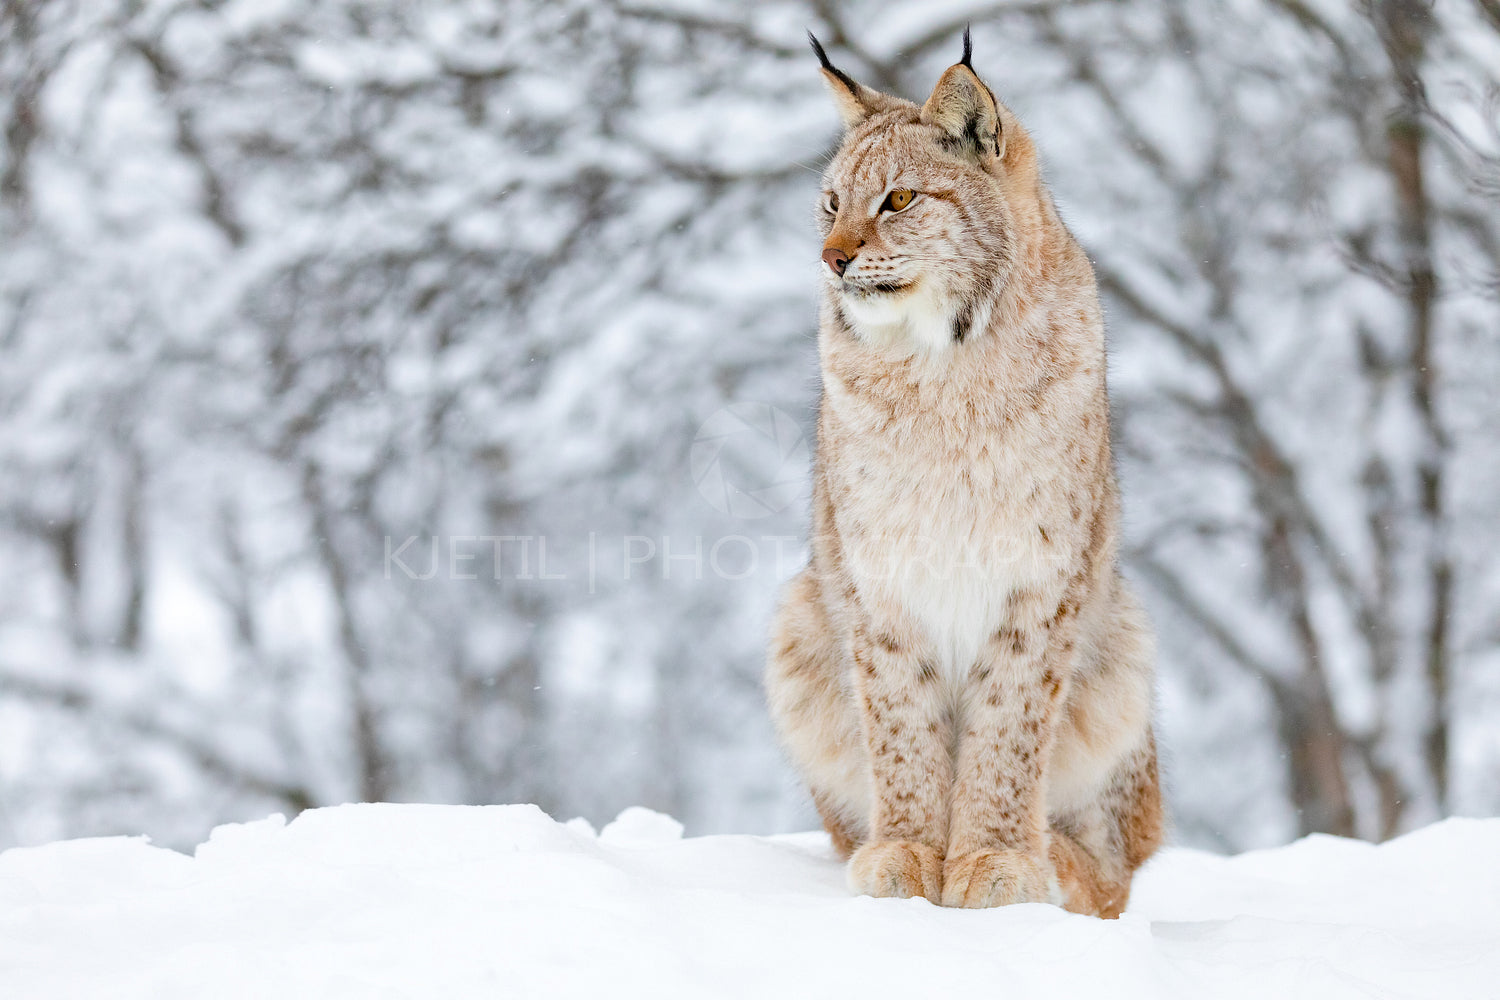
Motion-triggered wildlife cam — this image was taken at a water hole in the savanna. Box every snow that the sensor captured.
[2,805,1495,999]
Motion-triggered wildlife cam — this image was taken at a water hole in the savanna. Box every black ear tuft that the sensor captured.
[808,31,833,71]
[808,32,859,96]
[960,25,973,69]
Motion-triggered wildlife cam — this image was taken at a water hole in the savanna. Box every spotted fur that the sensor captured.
[765,34,1163,916]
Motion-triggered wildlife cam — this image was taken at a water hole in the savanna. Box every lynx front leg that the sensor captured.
[943,592,1080,908]
[846,625,952,901]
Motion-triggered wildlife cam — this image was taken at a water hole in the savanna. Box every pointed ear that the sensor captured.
[809,32,903,129]
[919,28,1004,162]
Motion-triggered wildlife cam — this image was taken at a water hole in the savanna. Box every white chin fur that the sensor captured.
[838,279,956,356]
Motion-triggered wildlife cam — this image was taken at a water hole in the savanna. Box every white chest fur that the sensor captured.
[826,389,1064,682]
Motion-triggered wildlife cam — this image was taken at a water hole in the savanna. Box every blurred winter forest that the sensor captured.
[1,0,1497,853]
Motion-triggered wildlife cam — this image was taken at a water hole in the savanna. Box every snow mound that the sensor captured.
[2,805,1496,999]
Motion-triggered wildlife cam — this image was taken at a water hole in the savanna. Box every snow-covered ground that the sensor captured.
[2,805,1495,999]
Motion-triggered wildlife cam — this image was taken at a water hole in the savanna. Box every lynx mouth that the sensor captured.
[844,279,915,296]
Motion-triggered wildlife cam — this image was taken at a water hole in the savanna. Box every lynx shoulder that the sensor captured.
[765,31,1162,916]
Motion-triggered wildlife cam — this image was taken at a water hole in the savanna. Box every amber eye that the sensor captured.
[823,191,839,214]
[882,189,915,212]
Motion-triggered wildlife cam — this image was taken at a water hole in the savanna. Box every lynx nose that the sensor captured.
[822,247,851,276]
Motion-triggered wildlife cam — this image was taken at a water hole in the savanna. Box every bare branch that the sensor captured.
[0,672,316,811]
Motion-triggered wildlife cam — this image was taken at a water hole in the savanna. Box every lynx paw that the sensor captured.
[940,849,1057,908]
[847,840,943,900]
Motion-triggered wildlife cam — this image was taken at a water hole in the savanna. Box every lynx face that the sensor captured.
[814,46,1019,354]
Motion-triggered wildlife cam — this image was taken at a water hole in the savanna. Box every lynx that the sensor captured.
[765,31,1162,917]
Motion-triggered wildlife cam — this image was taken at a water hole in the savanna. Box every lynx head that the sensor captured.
[811,29,1037,354]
